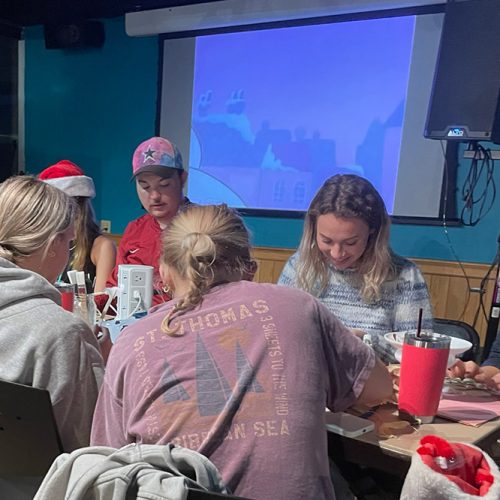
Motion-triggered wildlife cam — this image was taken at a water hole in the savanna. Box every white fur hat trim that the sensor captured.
[43,176,96,199]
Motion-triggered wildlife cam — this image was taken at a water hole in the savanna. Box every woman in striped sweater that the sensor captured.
[278,174,433,364]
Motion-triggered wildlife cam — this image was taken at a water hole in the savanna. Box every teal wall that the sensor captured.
[24,17,500,264]
[24,18,158,231]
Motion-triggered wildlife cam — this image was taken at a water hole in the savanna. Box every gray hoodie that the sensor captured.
[34,444,230,500]
[0,257,104,451]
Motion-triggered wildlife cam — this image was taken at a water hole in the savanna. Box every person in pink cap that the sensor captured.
[106,137,189,304]
[39,160,117,292]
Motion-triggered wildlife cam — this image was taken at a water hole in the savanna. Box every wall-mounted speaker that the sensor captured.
[425,0,500,144]
[44,20,105,50]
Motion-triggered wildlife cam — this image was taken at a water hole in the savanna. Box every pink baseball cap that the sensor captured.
[132,136,183,178]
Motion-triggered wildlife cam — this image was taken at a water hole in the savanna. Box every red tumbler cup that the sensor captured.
[55,283,76,312]
[398,331,451,423]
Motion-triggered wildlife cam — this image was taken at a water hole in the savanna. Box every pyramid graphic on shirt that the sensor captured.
[162,360,190,403]
[196,333,232,416]
[235,342,264,393]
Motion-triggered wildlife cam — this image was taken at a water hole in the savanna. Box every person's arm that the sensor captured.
[449,335,500,378]
[475,365,500,382]
[277,253,299,287]
[317,301,393,412]
[393,262,434,332]
[90,328,131,447]
[91,235,117,292]
[485,372,500,391]
[36,315,104,451]
[482,333,500,370]
[356,357,394,407]
[459,334,500,387]
[90,378,127,448]
[350,328,367,339]
[448,359,500,390]
[448,359,482,379]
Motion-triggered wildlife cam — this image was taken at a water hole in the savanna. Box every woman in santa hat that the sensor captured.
[39,160,116,292]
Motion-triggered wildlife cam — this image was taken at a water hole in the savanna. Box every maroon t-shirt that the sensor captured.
[92,281,375,499]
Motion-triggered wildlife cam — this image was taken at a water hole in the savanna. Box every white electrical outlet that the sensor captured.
[132,271,146,285]
[100,220,111,233]
[117,265,153,320]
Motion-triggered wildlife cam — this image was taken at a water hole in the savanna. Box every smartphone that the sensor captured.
[325,411,375,438]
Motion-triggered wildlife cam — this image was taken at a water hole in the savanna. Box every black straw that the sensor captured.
[416,308,423,338]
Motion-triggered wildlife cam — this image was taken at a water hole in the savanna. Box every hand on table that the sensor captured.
[448,359,500,391]
[94,325,113,365]
[349,328,367,339]
[448,359,481,379]
[387,364,400,402]
[487,373,500,392]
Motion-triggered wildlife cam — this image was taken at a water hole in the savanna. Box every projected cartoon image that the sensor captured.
[188,16,415,212]
[187,127,246,207]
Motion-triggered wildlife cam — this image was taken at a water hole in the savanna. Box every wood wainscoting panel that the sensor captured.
[252,247,293,284]
[413,258,495,343]
[109,237,495,343]
[108,233,122,247]
[251,248,495,343]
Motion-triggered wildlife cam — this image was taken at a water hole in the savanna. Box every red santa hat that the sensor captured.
[38,160,96,198]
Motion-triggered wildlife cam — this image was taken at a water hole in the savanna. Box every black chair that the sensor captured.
[433,318,480,362]
[0,380,63,499]
[0,379,62,476]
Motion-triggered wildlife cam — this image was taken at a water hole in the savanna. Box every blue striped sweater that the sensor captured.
[278,252,434,364]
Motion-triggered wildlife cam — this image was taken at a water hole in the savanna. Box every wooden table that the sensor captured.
[326,403,500,477]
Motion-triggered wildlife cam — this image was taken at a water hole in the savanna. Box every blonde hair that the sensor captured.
[0,176,76,265]
[71,197,101,271]
[296,174,394,302]
[161,204,254,335]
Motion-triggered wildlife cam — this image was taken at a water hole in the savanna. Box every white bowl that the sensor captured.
[384,331,472,365]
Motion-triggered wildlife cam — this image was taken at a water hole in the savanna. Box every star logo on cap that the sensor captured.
[143,146,156,163]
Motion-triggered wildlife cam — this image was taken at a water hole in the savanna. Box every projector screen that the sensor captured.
[159,8,452,219]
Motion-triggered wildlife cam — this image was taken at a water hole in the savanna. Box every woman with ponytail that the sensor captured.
[91,204,392,500]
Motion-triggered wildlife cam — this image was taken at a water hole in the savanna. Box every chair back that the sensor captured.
[0,380,63,476]
[433,318,480,362]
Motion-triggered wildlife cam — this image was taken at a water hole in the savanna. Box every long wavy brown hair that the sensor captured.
[296,174,394,302]
[70,197,101,272]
